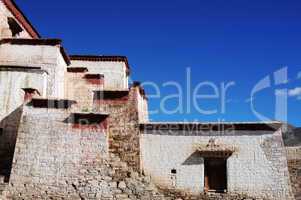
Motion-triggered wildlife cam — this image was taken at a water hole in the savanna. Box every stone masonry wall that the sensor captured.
[0,99,167,200]
[0,105,22,182]
[93,86,141,171]
[4,104,108,198]
[65,71,103,112]
[287,146,301,200]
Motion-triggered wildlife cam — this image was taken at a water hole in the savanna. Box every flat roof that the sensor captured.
[70,55,130,75]
[29,98,76,109]
[140,121,283,131]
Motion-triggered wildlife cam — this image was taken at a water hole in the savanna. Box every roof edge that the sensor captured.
[140,121,283,131]
[70,55,130,74]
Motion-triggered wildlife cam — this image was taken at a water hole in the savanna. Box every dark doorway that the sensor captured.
[204,158,227,193]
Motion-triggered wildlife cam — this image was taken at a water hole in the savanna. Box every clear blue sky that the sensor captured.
[16,0,301,126]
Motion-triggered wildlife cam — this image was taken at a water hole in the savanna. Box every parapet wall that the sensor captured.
[70,58,129,91]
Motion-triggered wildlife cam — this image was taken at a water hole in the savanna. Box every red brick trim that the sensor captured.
[70,55,131,75]
[93,90,129,100]
[2,0,40,38]
[84,74,104,85]
[67,67,88,73]
[84,74,104,79]
[0,65,41,70]
[0,38,61,45]
[93,91,129,104]
[29,98,76,109]
[64,113,109,130]
[66,113,108,124]
[197,150,233,158]
[22,88,41,101]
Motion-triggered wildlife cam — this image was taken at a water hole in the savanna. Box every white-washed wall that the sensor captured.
[0,70,45,121]
[0,1,32,39]
[70,60,128,90]
[0,43,67,98]
[140,129,293,200]
[137,89,149,123]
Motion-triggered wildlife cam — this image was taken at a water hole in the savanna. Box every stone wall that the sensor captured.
[64,71,103,112]
[0,105,22,182]
[93,86,142,171]
[140,127,294,200]
[5,104,108,198]
[0,97,168,200]
[65,154,165,200]
[287,146,301,200]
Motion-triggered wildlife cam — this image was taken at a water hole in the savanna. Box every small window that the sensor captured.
[171,169,177,174]
[7,17,23,37]
[0,128,3,136]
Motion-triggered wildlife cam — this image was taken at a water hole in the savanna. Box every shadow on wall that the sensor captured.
[182,151,204,165]
[0,106,23,182]
[284,127,301,147]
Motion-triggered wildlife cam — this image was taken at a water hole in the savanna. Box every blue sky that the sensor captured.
[16,0,301,126]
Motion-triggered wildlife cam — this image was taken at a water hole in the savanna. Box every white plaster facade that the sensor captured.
[0,69,46,121]
[0,1,296,199]
[140,126,294,200]
[136,88,149,123]
[0,1,32,39]
[0,43,67,70]
[70,60,129,90]
[0,42,68,121]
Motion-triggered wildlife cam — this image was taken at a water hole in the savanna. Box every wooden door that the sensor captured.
[204,158,227,193]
